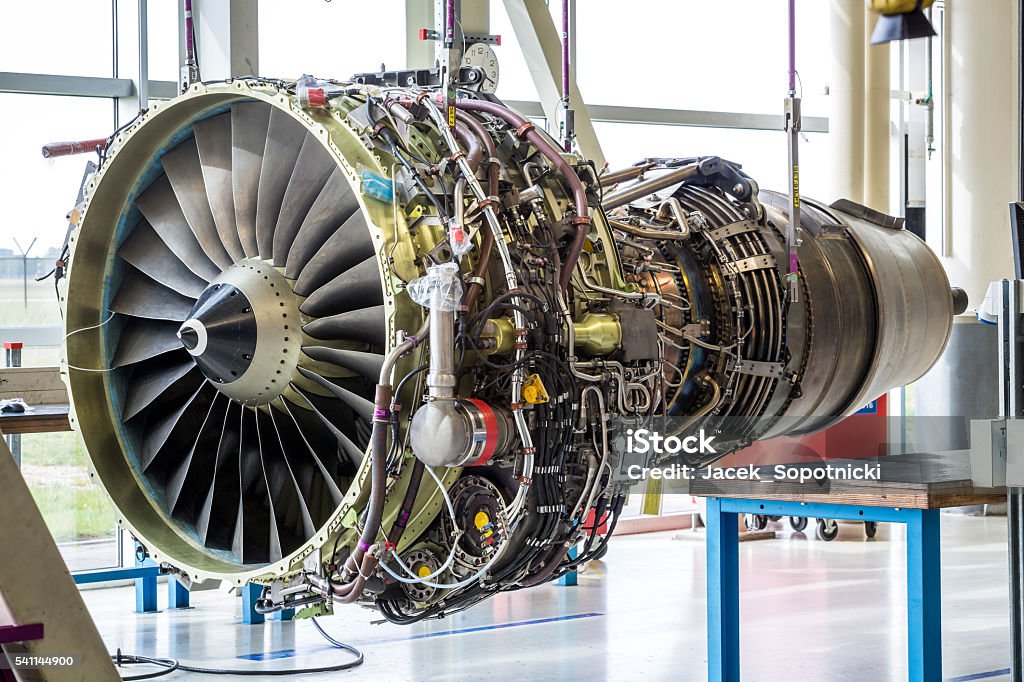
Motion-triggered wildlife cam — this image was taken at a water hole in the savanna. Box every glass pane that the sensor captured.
[258,0,406,80]
[19,432,118,571]
[593,122,832,201]
[576,0,830,116]
[148,0,181,83]
[489,0,540,102]
[0,1,114,77]
[0,94,114,358]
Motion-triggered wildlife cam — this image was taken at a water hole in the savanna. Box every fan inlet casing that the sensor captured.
[62,81,436,586]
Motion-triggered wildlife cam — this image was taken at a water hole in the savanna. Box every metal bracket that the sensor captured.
[970,418,1008,487]
[733,359,785,378]
[351,65,491,92]
[708,220,759,242]
[418,28,501,45]
[726,254,776,274]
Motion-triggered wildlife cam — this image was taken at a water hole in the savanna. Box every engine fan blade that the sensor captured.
[302,306,387,346]
[231,102,271,258]
[289,386,366,467]
[134,175,221,281]
[113,318,184,367]
[276,398,344,512]
[118,221,208,297]
[161,137,234,269]
[256,108,308,260]
[121,353,198,421]
[141,380,211,471]
[283,169,359,279]
[166,392,229,519]
[193,113,246,261]
[291,212,374,297]
[233,407,270,564]
[301,346,384,383]
[197,401,242,550]
[296,367,375,421]
[111,269,196,321]
[271,134,335,266]
[254,412,296,561]
[298,256,383,318]
[265,406,317,539]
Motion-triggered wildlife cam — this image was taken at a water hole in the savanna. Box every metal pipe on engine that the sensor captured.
[602,163,700,209]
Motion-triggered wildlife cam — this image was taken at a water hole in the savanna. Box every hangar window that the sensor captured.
[574,0,831,117]
[0,0,115,78]
[594,122,832,202]
[259,0,406,80]
[0,94,115,365]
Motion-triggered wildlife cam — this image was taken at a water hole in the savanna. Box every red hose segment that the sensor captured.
[41,138,108,158]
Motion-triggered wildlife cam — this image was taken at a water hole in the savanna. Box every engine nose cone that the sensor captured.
[176,322,202,353]
[183,282,258,385]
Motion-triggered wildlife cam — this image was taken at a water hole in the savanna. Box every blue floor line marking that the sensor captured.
[946,668,1011,682]
[237,611,604,661]
[238,649,297,661]
[387,611,605,643]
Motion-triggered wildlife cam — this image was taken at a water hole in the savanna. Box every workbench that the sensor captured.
[0,404,71,434]
[691,452,1005,682]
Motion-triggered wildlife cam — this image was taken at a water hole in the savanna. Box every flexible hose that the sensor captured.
[317,319,428,601]
[452,120,483,172]
[453,98,591,293]
[455,109,500,311]
[387,459,425,545]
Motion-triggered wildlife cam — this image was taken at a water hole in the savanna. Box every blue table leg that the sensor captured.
[706,497,740,682]
[907,508,941,682]
[134,544,158,614]
[556,545,579,586]
[167,577,190,609]
[242,582,264,624]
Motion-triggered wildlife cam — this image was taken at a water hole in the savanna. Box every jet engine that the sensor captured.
[61,78,961,621]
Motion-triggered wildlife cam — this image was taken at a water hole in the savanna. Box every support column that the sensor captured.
[941,0,1018,307]
[828,0,866,204]
[241,582,264,624]
[405,0,434,68]
[1010,490,1024,681]
[864,11,890,212]
[706,498,740,682]
[167,578,190,610]
[114,0,148,126]
[134,543,158,614]
[555,545,578,587]
[906,508,942,682]
[459,0,490,37]
[192,0,258,81]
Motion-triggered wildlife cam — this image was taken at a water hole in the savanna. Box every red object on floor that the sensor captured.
[719,393,889,468]
[583,508,609,535]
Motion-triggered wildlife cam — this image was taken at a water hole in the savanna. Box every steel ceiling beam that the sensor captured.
[505,100,829,133]
[0,72,133,98]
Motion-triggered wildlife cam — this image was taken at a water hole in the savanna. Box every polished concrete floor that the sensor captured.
[82,514,1012,681]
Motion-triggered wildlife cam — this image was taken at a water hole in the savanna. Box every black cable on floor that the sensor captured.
[112,651,179,681]
[111,617,363,679]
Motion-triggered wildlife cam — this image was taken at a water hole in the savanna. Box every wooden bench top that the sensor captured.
[0,404,72,435]
[688,451,1006,510]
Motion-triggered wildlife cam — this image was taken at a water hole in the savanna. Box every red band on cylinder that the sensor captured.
[306,87,327,108]
[466,398,499,466]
